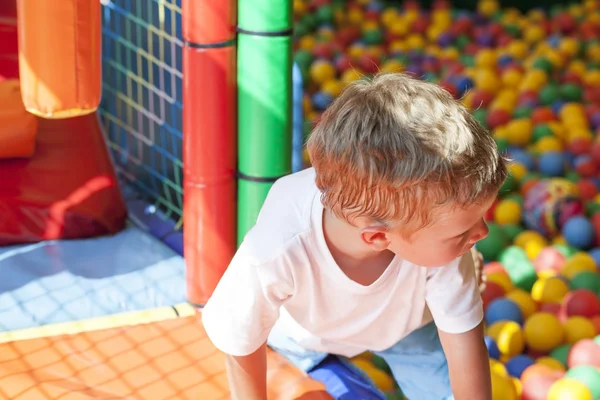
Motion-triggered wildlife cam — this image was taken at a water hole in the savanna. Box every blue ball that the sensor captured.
[562,216,595,250]
[484,336,500,360]
[589,248,600,266]
[538,152,567,177]
[552,100,566,115]
[452,76,474,97]
[485,298,524,325]
[497,55,513,68]
[312,92,333,111]
[505,355,535,378]
[508,148,536,170]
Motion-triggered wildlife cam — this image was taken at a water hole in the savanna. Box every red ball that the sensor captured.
[357,55,380,74]
[337,26,361,48]
[483,261,506,274]
[486,109,512,129]
[559,289,600,319]
[577,179,599,201]
[496,34,513,47]
[484,198,499,221]
[481,281,505,311]
[471,90,494,109]
[554,13,578,34]
[531,107,556,125]
[411,17,430,35]
[439,81,458,98]
[450,17,472,36]
[521,365,564,400]
[584,86,600,104]
[561,71,583,85]
[334,54,353,73]
[567,339,600,368]
[312,42,336,59]
[568,138,593,157]
[575,158,597,178]
[518,90,540,107]
[591,142,600,165]
[464,43,481,56]
[585,104,600,120]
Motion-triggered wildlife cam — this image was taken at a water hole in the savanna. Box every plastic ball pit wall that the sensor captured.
[292,0,600,398]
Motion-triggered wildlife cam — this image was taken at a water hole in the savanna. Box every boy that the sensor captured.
[202,73,507,400]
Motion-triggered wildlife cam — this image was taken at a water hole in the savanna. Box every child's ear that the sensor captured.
[360,226,391,251]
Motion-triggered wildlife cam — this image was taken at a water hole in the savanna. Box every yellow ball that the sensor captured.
[531,277,570,304]
[568,128,593,142]
[524,312,565,352]
[506,289,538,319]
[494,200,522,225]
[321,80,344,98]
[525,240,544,260]
[298,35,316,51]
[491,370,518,400]
[548,378,593,400]
[388,39,407,54]
[568,60,588,77]
[585,70,600,87]
[310,60,336,85]
[506,118,533,146]
[515,231,548,249]
[548,121,566,140]
[490,359,509,377]
[495,321,525,357]
[405,34,425,50]
[379,59,404,74]
[487,272,514,293]
[380,8,399,27]
[347,8,364,25]
[563,316,597,344]
[536,136,564,153]
[560,102,587,120]
[475,69,502,94]
[524,25,545,44]
[561,253,597,279]
[502,69,523,88]
[587,44,600,63]
[508,40,528,59]
[536,356,566,372]
[478,0,500,17]
[508,162,528,182]
[559,37,580,58]
[340,68,364,83]
[476,49,497,69]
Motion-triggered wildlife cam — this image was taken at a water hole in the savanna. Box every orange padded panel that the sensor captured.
[0,79,37,158]
[0,313,332,400]
[16,0,101,119]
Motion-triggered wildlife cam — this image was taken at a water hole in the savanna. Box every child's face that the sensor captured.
[386,197,495,267]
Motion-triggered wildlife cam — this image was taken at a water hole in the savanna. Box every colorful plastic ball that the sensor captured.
[524,312,565,352]
[523,179,584,237]
[568,338,600,369]
[482,281,507,311]
[494,200,522,225]
[505,289,538,318]
[533,247,566,278]
[491,369,519,400]
[312,92,334,111]
[536,357,566,372]
[531,277,570,304]
[486,298,524,325]
[521,364,565,400]
[493,320,525,358]
[569,271,600,293]
[547,378,593,400]
[485,335,501,360]
[506,118,533,147]
[563,316,597,345]
[506,355,535,379]
[538,152,567,177]
[486,108,512,129]
[562,216,596,250]
[559,289,600,319]
[309,59,336,84]
[565,366,600,400]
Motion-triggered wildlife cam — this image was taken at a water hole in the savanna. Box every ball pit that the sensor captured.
[294,0,600,398]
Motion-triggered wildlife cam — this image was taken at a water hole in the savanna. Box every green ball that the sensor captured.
[560,83,583,102]
[554,244,578,258]
[595,335,600,346]
[565,170,581,183]
[477,223,510,261]
[569,271,600,292]
[316,5,334,24]
[501,224,525,242]
[513,106,533,119]
[539,83,561,106]
[499,246,537,291]
[503,193,524,206]
[532,124,555,143]
[294,50,314,69]
[532,57,554,74]
[473,109,488,128]
[495,138,509,154]
[499,172,519,196]
[504,24,521,38]
[565,365,600,400]
[550,344,572,368]
[586,202,600,217]
[521,172,541,185]
[458,51,473,65]
[363,29,384,46]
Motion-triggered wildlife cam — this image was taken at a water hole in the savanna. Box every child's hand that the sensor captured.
[470,247,486,294]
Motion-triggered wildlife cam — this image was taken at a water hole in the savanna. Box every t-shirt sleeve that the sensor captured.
[201,249,293,356]
[424,252,484,334]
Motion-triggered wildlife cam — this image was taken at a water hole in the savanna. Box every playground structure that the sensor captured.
[0,0,345,398]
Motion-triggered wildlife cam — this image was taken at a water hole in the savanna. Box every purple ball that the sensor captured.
[437,32,454,47]
[404,64,423,78]
[591,112,600,130]
[476,32,494,47]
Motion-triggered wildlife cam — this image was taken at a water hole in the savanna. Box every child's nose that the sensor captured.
[468,219,489,244]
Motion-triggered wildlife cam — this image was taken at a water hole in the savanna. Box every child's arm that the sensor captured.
[438,322,492,400]
[226,342,268,400]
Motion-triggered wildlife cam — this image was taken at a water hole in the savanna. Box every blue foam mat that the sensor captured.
[0,225,186,332]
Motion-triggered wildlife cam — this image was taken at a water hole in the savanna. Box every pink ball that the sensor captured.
[533,247,567,275]
[567,339,600,368]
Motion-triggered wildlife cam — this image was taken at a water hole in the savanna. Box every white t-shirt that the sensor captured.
[201,167,483,358]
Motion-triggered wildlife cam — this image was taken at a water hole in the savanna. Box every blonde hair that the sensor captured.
[306,72,507,235]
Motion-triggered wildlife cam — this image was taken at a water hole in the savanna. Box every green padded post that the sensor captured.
[237,0,293,245]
